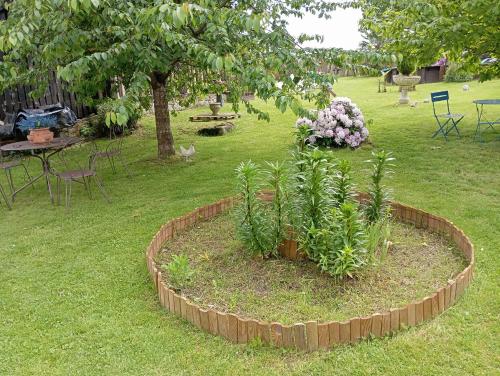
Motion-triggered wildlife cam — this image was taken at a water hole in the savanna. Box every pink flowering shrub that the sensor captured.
[296,97,369,148]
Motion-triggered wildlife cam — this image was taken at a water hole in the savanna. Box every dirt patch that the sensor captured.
[156,212,467,324]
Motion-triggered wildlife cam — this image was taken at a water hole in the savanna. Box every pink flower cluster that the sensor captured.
[296,97,369,148]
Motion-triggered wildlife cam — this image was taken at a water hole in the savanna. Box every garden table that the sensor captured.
[473,99,500,142]
[0,136,81,204]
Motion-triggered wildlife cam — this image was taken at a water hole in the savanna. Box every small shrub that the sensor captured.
[397,57,416,76]
[295,97,369,149]
[445,63,473,82]
[163,254,193,289]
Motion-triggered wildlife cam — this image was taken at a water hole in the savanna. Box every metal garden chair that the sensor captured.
[430,91,464,140]
[0,181,11,210]
[0,150,34,201]
[52,140,111,208]
[92,126,131,178]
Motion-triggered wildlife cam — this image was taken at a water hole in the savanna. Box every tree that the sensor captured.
[357,0,500,80]
[357,2,391,52]
[0,0,352,159]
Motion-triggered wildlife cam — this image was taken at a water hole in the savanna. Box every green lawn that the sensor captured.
[1,77,499,375]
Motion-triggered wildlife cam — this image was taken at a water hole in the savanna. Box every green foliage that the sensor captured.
[295,124,312,154]
[365,150,395,224]
[445,63,474,83]
[235,161,283,258]
[358,0,499,81]
[234,144,394,279]
[315,203,367,278]
[162,254,193,289]
[0,0,379,156]
[295,149,333,229]
[366,215,392,263]
[98,99,143,130]
[332,159,355,207]
[265,161,289,251]
[397,57,416,76]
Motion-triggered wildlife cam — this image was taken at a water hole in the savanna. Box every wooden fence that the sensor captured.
[0,5,93,122]
[0,71,94,121]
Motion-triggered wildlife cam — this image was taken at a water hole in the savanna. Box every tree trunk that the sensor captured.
[150,71,175,159]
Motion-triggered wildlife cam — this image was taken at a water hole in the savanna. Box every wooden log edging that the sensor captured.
[146,196,475,351]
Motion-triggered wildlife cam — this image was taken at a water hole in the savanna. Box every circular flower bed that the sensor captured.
[296,97,369,148]
[146,196,475,351]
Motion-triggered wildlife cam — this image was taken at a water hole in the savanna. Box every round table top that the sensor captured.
[0,136,81,152]
[473,99,500,105]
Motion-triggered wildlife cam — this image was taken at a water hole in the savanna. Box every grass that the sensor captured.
[1,77,499,375]
[158,213,466,324]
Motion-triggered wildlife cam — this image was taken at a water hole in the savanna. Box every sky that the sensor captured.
[286,8,363,50]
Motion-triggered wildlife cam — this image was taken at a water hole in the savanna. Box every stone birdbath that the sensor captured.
[209,102,222,115]
[393,74,421,104]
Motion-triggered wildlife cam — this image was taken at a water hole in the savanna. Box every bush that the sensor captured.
[79,100,143,139]
[235,142,395,279]
[445,63,473,82]
[295,97,369,149]
[397,57,416,75]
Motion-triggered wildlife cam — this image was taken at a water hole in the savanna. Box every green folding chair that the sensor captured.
[431,91,464,140]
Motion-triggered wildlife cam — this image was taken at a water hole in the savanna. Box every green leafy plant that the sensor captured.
[265,161,289,251]
[317,203,367,278]
[234,143,395,279]
[332,159,355,207]
[235,161,274,258]
[365,150,395,223]
[295,149,334,261]
[163,254,194,289]
[366,211,392,263]
[295,124,312,154]
[445,63,474,82]
[397,57,416,76]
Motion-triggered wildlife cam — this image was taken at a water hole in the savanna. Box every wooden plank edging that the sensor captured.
[145,196,475,351]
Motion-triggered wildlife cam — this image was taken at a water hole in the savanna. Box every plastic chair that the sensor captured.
[430,91,464,140]
[52,141,111,208]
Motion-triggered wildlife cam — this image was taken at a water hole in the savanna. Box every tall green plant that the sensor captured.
[332,159,355,207]
[235,161,273,257]
[295,149,334,261]
[365,150,395,223]
[295,124,312,154]
[318,203,367,278]
[234,145,396,279]
[265,161,289,251]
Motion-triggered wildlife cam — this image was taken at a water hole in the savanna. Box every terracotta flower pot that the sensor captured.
[27,128,54,144]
